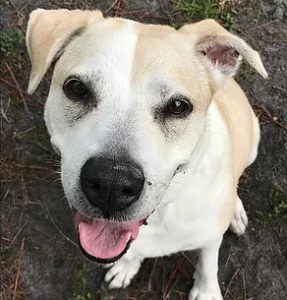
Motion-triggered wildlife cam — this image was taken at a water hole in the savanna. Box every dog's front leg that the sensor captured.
[105,222,169,289]
[105,250,142,289]
[189,237,223,300]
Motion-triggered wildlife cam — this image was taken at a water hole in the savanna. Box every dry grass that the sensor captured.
[0,241,27,300]
[1,184,30,296]
[0,76,56,300]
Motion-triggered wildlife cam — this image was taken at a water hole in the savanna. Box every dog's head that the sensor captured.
[26,9,267,263]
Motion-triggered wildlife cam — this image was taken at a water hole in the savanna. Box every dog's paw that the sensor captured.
[189,286,223,300]
[230,196,248,236]
[105,257,141,289]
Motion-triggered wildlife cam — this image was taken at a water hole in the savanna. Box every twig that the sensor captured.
[242,270,247,300]
[1,77,45,106]
[159,0,174,24]
[4,63,29,112]
[253,104,287,131]
[13,163,51,171]
[260,105,287,131]
[120,9,171,21]
[8,224,25,249]
[0,95,11,123]
[0,77,25,93]
[175,256,193,281]
[162,264,178,300]
[104,0,120,14]
[225,254,230,267]
[148,259,157,291]
[181,252,196,267]
[12,237,25,300]
[280,276,287,298]
[175,290,185,300]
[42,200,78,248]
[114,0,126,17]
[224,268,240,298]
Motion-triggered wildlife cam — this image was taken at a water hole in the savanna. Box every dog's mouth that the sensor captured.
[75,211,147,263]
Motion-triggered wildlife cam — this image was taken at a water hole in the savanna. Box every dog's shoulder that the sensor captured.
[213,79,259,179]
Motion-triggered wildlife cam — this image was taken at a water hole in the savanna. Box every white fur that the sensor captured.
[230,196,248,236]
[249,114,260,165]
[26,14,264,299]
[105,101,233,293]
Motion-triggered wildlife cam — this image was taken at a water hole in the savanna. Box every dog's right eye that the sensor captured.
[63,78,90,101]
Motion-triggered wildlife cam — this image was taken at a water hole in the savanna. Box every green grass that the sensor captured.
[0,29,24,59]
[263,0,275,4]
[69,264,93,300]
[236,63,256,82]
[68,264,109,300]
[173,0,237,30]
[254,185,287,222]
[95,286,109,300]
[268,185,287,220]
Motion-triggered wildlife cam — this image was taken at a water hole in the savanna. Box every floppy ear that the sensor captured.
[26,9,103,94]
[179,19,268,87]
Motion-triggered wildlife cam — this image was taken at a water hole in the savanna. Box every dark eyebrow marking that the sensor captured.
[160,86,171,99]
[63,72,103,124]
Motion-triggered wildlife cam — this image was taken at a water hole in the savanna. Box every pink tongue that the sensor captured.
[78,218,140,259]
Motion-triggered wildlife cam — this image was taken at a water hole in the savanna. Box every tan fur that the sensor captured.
[180,19,268,79]
[26,14,264,231]
[132,23,212,114]
[179,20,266,230]
[26,11,267,297]
[214,80,256,179]
[26,9,103,94]
[214,79,257,229]
[180,19,228,37]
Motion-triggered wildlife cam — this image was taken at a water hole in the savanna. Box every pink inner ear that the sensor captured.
[204,44,239,67]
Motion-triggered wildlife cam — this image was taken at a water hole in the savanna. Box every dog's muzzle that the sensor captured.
[76,155,146,263]
[80,156,145,217]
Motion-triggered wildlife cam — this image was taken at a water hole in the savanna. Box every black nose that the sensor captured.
[80,156,145,217]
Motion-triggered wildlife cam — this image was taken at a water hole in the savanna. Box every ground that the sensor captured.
[0,0,286,300]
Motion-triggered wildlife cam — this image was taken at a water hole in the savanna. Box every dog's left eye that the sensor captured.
[164,97,193,118]
[63,78,90,100]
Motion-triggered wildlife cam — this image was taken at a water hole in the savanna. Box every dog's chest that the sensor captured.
[132,102,234,256]
[133,170,232,257]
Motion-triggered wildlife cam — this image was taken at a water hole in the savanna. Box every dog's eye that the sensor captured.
[165,97,193,118]
[63,78,90,100]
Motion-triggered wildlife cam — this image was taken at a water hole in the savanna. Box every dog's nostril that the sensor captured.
[81,156,145,216]
[87,181,99,190]
[122,187,136,197]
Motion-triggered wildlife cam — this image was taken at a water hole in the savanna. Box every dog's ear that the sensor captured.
[26,9,103,94]
[179,19,268,87]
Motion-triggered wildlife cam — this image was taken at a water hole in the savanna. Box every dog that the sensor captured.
[26,9,267,299]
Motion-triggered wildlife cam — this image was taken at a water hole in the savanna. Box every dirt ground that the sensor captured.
[1,1,286,300]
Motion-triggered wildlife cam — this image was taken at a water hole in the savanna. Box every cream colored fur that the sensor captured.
[26,9,267,300]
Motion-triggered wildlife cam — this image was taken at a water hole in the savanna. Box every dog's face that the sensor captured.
[26,9,267,262]
[47,20,212,218]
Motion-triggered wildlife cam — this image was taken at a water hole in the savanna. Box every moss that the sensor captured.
[69,264,93,300]
[173,0,237,30]
[268,185,287,220]
[0,29,24,59]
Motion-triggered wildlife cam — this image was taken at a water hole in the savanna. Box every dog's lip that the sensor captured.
[73,210,148,229]
[79,237,133,264]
